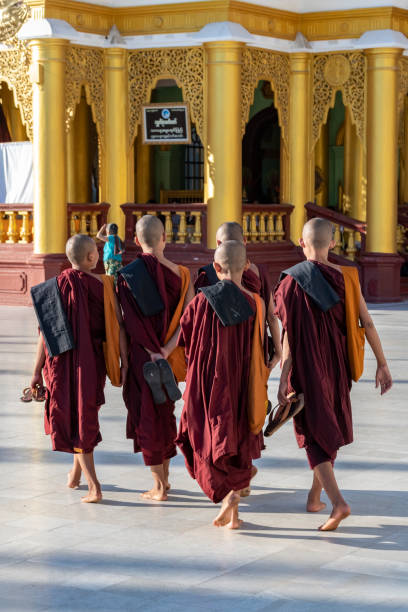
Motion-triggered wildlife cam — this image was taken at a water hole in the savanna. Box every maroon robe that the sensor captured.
[274,262,353,462]
[117,254,181,465]
[194,264,272,310]
[43,269,106,454]
[176,291,260,503]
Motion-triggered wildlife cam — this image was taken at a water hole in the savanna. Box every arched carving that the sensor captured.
[128,47,204,148]
[0,40,32,139]
[241,48,289,145]
[65,46,105,142]
[312,52,366,150]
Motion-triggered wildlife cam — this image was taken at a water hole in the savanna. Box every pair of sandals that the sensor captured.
[143,359,182,405]
[20,384,47,403]
[264,392,305,437]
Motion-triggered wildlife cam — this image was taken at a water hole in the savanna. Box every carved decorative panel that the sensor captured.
[128,47,204,147]
[65,46,105,141]
[312,52,366,148]
[0,40,32,139]
[398,57,408,148]
[241,48,289,143]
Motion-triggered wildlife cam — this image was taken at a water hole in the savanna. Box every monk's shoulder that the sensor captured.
[248,262,260,278]
[161,258,182,278]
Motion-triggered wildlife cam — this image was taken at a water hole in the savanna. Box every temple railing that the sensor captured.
[67,203,110,238]
[121,203,207,246]
[305,202,367,261]
[242,204,293,243]
[0,204,33,244]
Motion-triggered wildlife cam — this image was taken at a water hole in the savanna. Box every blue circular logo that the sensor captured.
[161,108,170,119]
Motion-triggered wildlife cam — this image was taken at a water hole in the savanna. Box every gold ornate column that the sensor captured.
[280,135,290,203]
[30,39,67,254]
[103,48,129,235]
[360,47,403,302]
[366,48,401,253]
[135,132,153,203]
[351,126,366,220]
[289,53,312,241]
[67,92,92,203]
[204,41,243,248]
[314,122,328,207]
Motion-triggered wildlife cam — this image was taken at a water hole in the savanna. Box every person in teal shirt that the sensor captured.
[96,223,124,284]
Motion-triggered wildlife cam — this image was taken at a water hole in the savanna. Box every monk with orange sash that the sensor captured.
[274,218,392,531]
[30,234,127,503]
[117,215,194,501]
[177,241,270,529]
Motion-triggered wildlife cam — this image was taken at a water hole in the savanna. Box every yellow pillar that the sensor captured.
[366,48,402,253]
[67,92,92,203]
[30,39,67,254]
[204,41,243,248]
[135,132,154,203]
[280,135,290,203]
[289,53,312,242]
[314,122,328,207]
[351,127,366,220]
[103,48,129,236]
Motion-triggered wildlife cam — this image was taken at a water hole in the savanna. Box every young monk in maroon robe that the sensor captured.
[177,240,267,529]
[30,234,128,503]
[117,215,194,501]
[195,221,281,371]
[274,218,392,531]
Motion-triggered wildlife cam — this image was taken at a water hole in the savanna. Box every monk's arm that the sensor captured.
[267,293,282,369]
[359,294,392,395]
[277,331,292,405]
[30,335,46,389]
[113,293,129,385]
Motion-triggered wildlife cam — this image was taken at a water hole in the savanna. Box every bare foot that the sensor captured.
[81,491,102,503]
[307,501,327,512]
[318,503,351,531]
[141,489,168,501]
[226,504,243,530]
[67,471,80,489]
[213,492,240,527]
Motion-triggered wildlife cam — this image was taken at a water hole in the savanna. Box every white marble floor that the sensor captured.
[0,302,407,612]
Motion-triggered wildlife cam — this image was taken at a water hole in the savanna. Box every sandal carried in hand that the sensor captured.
[20,384,47,403]
[264,392,305,437]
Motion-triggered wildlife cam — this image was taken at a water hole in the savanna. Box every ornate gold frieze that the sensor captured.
[0,0,30,43]
[128,47,204,147]
[26,1,408,41]
[0,39,32,138]
[241,47,289,143]
[65,45,104,141]
[312,52,366,149]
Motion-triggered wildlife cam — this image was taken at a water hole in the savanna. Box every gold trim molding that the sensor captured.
[0,40,32,139]
[241,47,289,143]
[65,45,105,142]
[128,47,204,148]
[312,52,366,150]
[27,1,408,41]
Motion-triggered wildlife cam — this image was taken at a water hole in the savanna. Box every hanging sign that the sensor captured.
[142,103,191,144]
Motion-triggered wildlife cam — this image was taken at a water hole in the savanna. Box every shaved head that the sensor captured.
[216,222,244,244]
[66,234,96,265]
[214,240,247,274]
[302,218,334,250]
[136,214,164,247]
